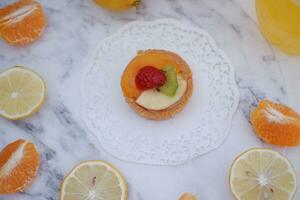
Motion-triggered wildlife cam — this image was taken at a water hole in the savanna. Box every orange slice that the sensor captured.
[251,100,300,147]
[0,139,40,194]
[0,0,46,45]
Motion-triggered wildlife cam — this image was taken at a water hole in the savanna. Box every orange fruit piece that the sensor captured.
[0,139,40,194]
[0,0,46,45]
[93,0,141,11]
[179,193,197,200]
[121,50,184,98]
[251,100,300,147]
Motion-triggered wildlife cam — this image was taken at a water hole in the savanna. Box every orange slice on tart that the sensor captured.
[121,50,193,120]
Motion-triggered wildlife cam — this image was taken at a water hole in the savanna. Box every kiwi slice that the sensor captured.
[159,65,178,97]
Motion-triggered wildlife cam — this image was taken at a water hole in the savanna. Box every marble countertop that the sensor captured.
[0,0,299,199]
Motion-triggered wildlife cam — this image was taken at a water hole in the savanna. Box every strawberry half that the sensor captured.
[135,66,166,90]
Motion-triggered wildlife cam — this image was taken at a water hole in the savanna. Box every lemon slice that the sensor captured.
[60,160,127,200]
[0,66,46,120]
[229,148,297,200]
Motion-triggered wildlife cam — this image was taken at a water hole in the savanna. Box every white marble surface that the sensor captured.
[0,0,299,200]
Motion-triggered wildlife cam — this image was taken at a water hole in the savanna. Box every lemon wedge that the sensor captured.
[0,66,46,120]
[229,148,297,200]
[60,160,127,200]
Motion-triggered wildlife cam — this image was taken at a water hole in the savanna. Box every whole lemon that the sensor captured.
[93,0,140,11]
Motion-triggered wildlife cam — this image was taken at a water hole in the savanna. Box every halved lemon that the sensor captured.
[60,160,127,200]
[0,66,46,120]
[229,148,297,200]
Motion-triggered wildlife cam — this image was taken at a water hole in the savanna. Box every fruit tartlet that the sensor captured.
[121,49,193,120]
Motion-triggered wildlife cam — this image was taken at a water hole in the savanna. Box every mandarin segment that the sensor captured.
[0,139,40,194]
[251,100,300,147]
[0,0,46,45]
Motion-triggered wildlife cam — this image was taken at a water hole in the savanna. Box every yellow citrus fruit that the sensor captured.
[251,100,300,147]
[60,160,127,200]
[0,66,46,120]
[93,0,140,11]
[179,193,197,200]
[229,148,297,200]
[0,139,40,194]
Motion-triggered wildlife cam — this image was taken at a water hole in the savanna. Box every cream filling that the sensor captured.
[136,75,187,110]
[1,4,37,25]
[0,141,27,178]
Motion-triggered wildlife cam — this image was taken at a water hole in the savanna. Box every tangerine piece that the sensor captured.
[0,139,40,194]
[121,50,184,98]
[0,0,46,45]
[251,100,300,147]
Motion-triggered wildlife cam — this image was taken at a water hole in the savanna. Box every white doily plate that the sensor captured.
[82,19,239,165]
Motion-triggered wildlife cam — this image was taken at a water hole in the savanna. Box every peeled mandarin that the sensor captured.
[0,139,40,194]
[251,100,300,147]
[0,0,46,45]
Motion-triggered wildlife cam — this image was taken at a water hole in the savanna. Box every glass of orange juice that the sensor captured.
[256,0,300,55]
